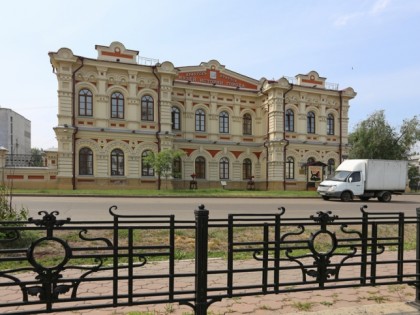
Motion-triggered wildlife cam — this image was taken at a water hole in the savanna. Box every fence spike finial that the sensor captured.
[360,205,368,213]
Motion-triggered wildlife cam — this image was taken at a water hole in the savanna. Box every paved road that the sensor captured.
[11,194,420,221]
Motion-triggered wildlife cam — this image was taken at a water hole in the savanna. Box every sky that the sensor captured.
[0,0,419,150]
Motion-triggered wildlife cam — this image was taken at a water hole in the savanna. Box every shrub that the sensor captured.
[0,185,28,222]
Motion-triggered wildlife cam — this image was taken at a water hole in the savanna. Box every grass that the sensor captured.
[11,188,318,198]
[292,301,314,311]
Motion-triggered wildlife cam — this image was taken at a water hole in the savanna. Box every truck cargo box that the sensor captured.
[365,160,407,191]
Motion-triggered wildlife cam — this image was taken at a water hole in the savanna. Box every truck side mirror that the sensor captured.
[349,177,353,183]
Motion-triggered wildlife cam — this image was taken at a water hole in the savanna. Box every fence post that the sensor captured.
[195,204,209,315]
[416,208,420,305]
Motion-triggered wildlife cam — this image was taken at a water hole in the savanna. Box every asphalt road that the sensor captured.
[10,194,420,221]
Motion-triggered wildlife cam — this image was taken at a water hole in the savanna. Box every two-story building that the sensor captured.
[48,41,356,190]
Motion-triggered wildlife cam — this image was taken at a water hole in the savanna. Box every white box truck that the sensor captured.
[317,159,407,202]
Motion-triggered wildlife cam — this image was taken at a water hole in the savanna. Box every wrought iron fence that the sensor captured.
[1,205,420,314]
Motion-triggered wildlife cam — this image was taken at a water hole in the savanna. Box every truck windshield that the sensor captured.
[330,171,352,182]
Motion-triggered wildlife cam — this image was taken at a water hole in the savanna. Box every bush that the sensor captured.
[0,185,29,247]
[0,185,28,222]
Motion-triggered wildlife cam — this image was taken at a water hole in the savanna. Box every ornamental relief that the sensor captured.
[58,74,71,81]
[97,95,109,102]
[128,98,139,105]
[58,91,72,97]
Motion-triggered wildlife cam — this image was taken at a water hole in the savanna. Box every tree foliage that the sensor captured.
[143,149,185,189]
[408,165,420,191]
[348,111,420,160]
[30,148,44,167]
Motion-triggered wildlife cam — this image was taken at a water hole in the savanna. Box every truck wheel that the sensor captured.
[359,196,370,201]
[380,192,392,202]
[322,196,330,200]
[340,191,352,202]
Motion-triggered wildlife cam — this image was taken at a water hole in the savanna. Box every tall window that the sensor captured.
[111,92,124,119]
[171,107,180,130]
[243,113,252,135]
[141,95,154,121]
[327,158,335,177]
[172,157,182,179]
[286,156,295,179]
[219,157,229,179]
[111,149,124,176]
[285,109,294,132]
[79,89,93,116]
[219,111,229,133]
[195,156,206,179]
[242,158,252,180]
[142,150,154,176]
[195,109,206,131]
[327,114,334,135]
[79,147,93,175]
[307,111,315,134]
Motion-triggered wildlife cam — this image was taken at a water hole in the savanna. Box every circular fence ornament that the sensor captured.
[28,237,71,270]
[310,230,337,256]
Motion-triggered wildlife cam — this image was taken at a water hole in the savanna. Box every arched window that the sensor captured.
[195,109,206,132]
[307,111,315,134]
[327,158,336,177]
[307,157,315,164]
[111,149,124,176]
[142,150,154,176]
[219,157,229,179]
[79,89,93,116]
[111,92,124,119]
[141,95,154,121]
[286,156,295,179]
[171,107,180,130]
[195,156,206,179]
[79,147,93,175]
[172,157,182,179]
[243,113,252,135]
[327,114,334,135]
[219,111,229,133]
[242,158,252,180]
[285,109,294,132]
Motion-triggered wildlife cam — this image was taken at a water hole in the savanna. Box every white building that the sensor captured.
[0,107,31,155]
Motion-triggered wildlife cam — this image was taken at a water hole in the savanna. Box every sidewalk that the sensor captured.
[3,251,420,315]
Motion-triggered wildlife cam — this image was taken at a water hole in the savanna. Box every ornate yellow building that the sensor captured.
[48,41,356,190]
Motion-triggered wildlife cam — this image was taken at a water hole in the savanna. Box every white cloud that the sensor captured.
[334,0,391,26]
[371,0,390,15]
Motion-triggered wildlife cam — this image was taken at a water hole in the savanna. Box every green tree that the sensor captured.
[30,148,44,166]
[143,149,185,190]
[408,164,420,192]
[349,111,420,159]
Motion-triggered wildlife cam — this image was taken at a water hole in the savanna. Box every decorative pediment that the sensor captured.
[296,71,326,88]
[176,60,259,90]
[95,41,139,64]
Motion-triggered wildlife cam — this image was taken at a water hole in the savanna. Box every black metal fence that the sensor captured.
[1,205,420,314]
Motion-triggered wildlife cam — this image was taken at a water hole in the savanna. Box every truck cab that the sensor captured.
[317,160,365,202]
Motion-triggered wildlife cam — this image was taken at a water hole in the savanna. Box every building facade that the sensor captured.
[0,107,31,155]
[48,42,356,190]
